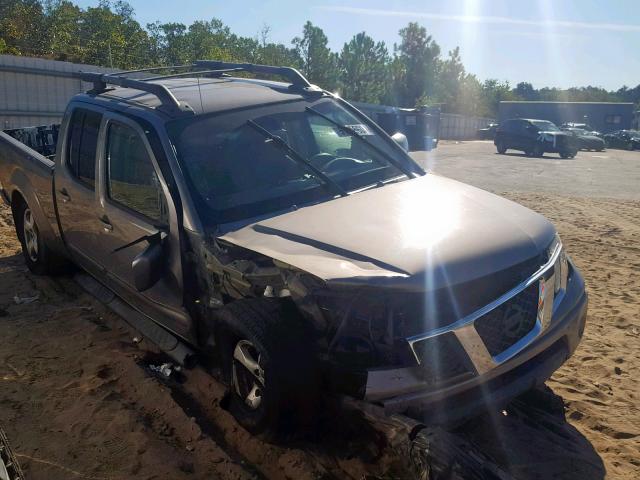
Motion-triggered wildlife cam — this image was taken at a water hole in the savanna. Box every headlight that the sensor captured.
[548,234,568,294]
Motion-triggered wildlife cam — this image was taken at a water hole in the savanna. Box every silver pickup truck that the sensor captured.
[0,61,587,437]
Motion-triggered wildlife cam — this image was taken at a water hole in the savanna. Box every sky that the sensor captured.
[74,0,640,91]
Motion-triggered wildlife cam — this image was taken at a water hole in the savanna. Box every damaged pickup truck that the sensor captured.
[0,61,587,436]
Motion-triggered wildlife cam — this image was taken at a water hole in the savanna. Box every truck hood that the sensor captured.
[220,174,556,291]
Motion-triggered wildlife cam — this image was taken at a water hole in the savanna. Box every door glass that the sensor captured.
[66,109,102,188]
[106,123,167,223]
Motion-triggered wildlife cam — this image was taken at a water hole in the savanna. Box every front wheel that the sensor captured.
[529,144,544,158]
[496,140,507,154]
[216,299,318,439]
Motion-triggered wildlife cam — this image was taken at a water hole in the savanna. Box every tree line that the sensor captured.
[1,0,639,117]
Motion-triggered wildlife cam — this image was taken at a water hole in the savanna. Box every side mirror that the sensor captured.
[132,241,164,292]
[391,132,409,152]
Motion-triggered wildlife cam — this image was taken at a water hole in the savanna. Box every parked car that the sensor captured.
[603,130,640,150]
[560,127,605,151]
[477,123,499,140]
[0,61,588,437]
[560,122,602,137]
[494,118,579,158]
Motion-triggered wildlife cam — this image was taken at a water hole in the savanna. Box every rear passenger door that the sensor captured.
[56,106,103,268]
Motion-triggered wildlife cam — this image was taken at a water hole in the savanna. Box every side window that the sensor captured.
[106,122,167,223]
[502,120,515,133]
[66,109,102,188]
[517,121,530,134]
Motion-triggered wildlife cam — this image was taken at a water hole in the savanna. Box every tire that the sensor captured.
[496,140,507,154]
[560,150,577,159]
[13,198,65,275]
[627,142,634,151]
[216,298,319,439]
[531,144,544,158]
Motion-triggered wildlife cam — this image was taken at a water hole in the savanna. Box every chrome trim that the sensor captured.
[408,242,564,367]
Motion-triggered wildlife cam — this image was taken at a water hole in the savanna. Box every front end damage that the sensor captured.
[186,174,586,418]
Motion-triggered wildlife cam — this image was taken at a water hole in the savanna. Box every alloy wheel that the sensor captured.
[22,208,39,262]
[231,340,265,410]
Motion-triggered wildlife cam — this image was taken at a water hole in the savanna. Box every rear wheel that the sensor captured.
[560,150,577,159]
[13,199,65,275]
[216,299,319,439]
[627,142,634,151]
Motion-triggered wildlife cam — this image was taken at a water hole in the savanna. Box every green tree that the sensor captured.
[43,1,84,61]
[514,82,537,101]
[435,47,465,112]
[292,21,338,90]
[482,79,516,116]
[392,22,441,107]
[338,32,389,103]
[187,19,235,61]
[0,0,48,56]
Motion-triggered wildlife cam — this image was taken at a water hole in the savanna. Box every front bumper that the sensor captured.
[364,256,587,420]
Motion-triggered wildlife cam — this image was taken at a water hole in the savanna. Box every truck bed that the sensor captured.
[0,124,59,248]
[3,124,60,159]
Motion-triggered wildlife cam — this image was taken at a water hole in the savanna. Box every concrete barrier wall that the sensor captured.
[439,113,495,140]
[0,55,116,129]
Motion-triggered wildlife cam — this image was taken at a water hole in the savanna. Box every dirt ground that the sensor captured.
[1,143,639,479]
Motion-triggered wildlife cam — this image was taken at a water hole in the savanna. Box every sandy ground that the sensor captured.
[1,145,639,478]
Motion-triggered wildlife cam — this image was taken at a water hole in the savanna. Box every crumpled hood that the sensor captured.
[220,174,556,290]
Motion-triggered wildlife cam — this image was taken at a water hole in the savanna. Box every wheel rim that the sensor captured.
[22,208,39,262]
[231,340,265,410]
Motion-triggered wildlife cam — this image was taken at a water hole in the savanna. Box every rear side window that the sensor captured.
[106,122,167,223]
[66,109,102,188]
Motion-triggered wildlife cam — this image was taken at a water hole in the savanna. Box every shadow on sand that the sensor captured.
[447,385,606,479]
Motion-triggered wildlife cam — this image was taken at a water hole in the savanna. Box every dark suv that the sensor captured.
[495,118,578,158]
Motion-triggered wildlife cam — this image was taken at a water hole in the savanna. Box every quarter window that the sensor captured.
[106,122,167,223]
[66,109,102,188]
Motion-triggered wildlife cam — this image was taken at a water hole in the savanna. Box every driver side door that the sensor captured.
[95,114,192,339]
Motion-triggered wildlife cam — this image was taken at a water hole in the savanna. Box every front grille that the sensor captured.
[474,282,539,356]
[411,332,475,383]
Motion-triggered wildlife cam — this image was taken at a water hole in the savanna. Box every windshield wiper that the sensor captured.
[305,107,419,178]
[246,120,348,198]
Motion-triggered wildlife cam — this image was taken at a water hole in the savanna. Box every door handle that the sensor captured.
[99,215,113,232]
[58,187,70,203]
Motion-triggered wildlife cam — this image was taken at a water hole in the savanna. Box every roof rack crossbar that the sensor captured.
[73,71,193,116]
[194,60,312,88]
[108,64,198,77]
[142,68,243,82]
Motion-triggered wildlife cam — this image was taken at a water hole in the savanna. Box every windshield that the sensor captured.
[531,120,560,132]
[167,98,421,224]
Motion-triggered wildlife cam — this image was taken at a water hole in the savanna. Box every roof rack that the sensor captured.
[194,60,319,91]
[73,71,194,116]
[73,60,322,117]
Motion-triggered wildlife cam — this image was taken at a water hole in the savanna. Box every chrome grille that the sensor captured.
[411,332,475,383]
[474,281,539,356]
